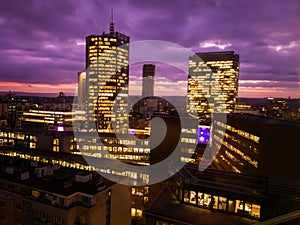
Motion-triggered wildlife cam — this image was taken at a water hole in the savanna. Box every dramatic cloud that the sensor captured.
[0,0,299,97]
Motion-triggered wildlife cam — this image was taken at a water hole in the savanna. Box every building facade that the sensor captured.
[77,71,87,109]
[0,156,131,225]
[0,129,77,153]
[86,22,130,134]
[187,51,239,115]
[212,113,300,179]
[142,64,155,98]
[21,110,75,131]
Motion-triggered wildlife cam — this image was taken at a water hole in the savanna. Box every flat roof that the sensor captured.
[0,155,111,197]
[230,113,300,127]
[0,128,75,137]
[145,187,256,225]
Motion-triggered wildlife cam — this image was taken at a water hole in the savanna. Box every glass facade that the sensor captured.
[77,71,87,109]
[75,135,151,165]
[86,25,130,134]
[213,120,260,173]
[187,51,239,115]
[22,110,74,126]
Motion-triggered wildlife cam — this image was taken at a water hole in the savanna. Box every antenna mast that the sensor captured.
[109,8,115,34]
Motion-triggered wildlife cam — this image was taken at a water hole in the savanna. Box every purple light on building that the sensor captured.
[57,126,65,132]
[197,126,210,144]
[128,129,136,135]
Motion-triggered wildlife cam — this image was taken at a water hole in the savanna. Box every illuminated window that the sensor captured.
[183,190,189,203]
[29,142,36,149]
[251,204,261,218]
[53,139,59,145]
[53,146,59,152]
[131,208,143,217]
[189,191,197,205]
[236,200,244,213]
[218,196,227,211]
[32,190,40,198]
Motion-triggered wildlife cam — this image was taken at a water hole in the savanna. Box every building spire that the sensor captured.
[109,8,114,34]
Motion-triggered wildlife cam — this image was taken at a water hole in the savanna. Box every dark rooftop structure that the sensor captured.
[0,155,110,197]
[145,186,257,225]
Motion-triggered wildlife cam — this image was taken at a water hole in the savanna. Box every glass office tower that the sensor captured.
[86,22,130,134]
[187,51,239,115]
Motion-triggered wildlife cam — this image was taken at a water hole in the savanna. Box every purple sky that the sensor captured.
[0,0,299,97]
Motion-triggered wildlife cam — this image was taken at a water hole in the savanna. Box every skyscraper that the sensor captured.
[86,21,130,134]
[142,64,155,97]
[187,51,239,115]
[77,71,86,109]
[140,64,157,119]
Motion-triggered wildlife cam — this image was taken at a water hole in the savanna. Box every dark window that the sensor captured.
[9,184,15,191]
[0,201,5,208]
[82,196,91,206]
[25,206,34,216]
[40,211,48,222]
[16,204,22,211]
[0,214,5,222]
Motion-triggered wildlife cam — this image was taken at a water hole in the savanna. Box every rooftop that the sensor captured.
[178,166,269,199]
[192,51,239,62]
[230,113,300,127]
[0,155,111,197]
[145,187,256,225]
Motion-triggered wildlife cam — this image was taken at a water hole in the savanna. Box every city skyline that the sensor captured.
[0,0,299,98]
[0,2,300,222]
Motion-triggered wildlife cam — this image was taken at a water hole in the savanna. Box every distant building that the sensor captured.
[187,51,239,115]
[0,128,76,153]
[139,64,158,119]
[86,21,130,134]
[21,109,75,131]
[142,64,155,98]
[6,105,17,128]
[77,71,87,109]
[234,102,259,115]
[0,103,8,118]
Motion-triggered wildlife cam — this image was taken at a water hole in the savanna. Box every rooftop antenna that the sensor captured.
[109,8,115,34]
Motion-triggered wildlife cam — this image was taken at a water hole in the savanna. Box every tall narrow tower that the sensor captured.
[140,64,157,118]
[86,18,130,134]
[77,71,86,109]
[142,64,155,98]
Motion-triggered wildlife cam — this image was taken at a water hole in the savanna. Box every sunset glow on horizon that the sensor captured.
[0,0,299,98]
[1,79,299,99]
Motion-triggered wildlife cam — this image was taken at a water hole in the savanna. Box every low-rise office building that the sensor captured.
[21,109,76,131]
[0,129,76,153]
